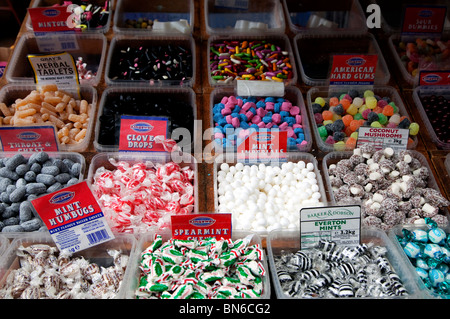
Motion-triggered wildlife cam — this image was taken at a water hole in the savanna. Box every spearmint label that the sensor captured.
[300,205,361,249]
[31,181,115,253]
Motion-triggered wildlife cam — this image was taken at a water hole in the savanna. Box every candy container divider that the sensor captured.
[113,0,194,35]
[213,152,329,237]
[267,227,421,299]
[388,223,450,299]
[0,83,98,153]
[86,151,199,223]
[446,154,450,176]
[124,228,271,299]
[25,0,113,34]
[321,150,450,221]
[412,86,450,150]
[281,0,368,35]
[104,34,196,87]
[0,231,137,299]
[92,86,198,153]
[204,0,286,36]
[5,32,107,87]
[293,32,390,87]
[207,33,297,87]
[209,85,313,153]
[0,235,10,258]
[306,85,418,153]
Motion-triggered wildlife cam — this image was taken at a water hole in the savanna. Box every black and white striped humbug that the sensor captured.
[338,262,356,277]
[338,283,355,297]
[317,239,337,252]
[277,269,292,283]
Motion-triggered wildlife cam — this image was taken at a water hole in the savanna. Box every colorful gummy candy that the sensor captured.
[212,95,308,150]
[135,235,266,299]
[210,40,294,84]
[396,218,450,297]
[396,38,450,78]
[311,89,419,150]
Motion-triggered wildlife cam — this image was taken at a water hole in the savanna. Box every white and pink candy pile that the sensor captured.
[217,161,325,232]
[92,159,195,233]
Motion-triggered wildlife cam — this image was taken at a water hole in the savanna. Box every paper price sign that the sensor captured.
[357,127,409,151]
[171,213,232,241]
[329,54,378,86]
[419,71,450,86]
[118,115,169,152]
[237,130,287,163]
[300,205,361,249]
[28,6,74,33]
[402,5,447,35]
[0,125,59,152]
[31,181,115,253]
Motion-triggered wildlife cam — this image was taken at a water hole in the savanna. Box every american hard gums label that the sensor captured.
[299,205,361,249]
[237,130,287,163]
[171,214,232,240]
[402,5,447,35]
[31,181,115,253]
[118,115,169,152]
[28,52,79,90]
[0,125,59,152]
[329,54,378,86]
[357,127,409,151]
[419,70,450,86]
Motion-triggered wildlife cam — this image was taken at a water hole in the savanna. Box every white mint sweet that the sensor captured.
[217,161,324,232]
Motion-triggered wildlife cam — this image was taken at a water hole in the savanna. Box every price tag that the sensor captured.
[171,213,232,240]
[31,181,115,253]
[329,54,378,86]
[118,115,169,152]
[419,70,450,86]
[300,205,361,249]
[28,6,74,33]
[357,127,409,151]
[0,125,59,152]
[28,52,79,91]
[237,130,287,164]
[401,5,447,36]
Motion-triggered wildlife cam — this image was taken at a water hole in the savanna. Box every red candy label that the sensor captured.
[419,70,450,86]
[32,181,115,253]
[329,54,378,86]
[28,6,74,33]
[171,213,232,240]
[118,115,169,152]
[0,125,59,152]
[237,130,287,163]
[401,5,447,35]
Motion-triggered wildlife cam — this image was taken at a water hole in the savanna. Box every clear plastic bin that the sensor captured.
[25,0,113,33]
[209,86,313,153]
[267,227,421,299]
[124,228,271,299]
[306,86,418,153]
[322,149,450,228]
[282,0,367,34]
[388,223,450,299]
[204,0,285,35]
[104,35,196,87]
[113,0,194,35]
[213,152,328,237]
[0,235,9,257]
[412,86,450,150]
[446,153,450,176]
[86,151,199,233]
[0,232,137,299]
[207,34,297,87]
[293,32,390,87]
[93,86,197,153]
[0,83,97,153]
[5,32,106,87]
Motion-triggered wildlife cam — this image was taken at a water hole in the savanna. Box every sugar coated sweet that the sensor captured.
[327,146,450,230]
[217,161,324,232]
[311,90,418,150]
[0,243,128,299]
[274,239,408,298]
[210,39,293,83]
[92,159,195,234]
[135,234,266,299]
[213,95,308,150]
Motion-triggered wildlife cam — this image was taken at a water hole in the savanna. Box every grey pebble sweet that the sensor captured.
[0,152,83,233]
